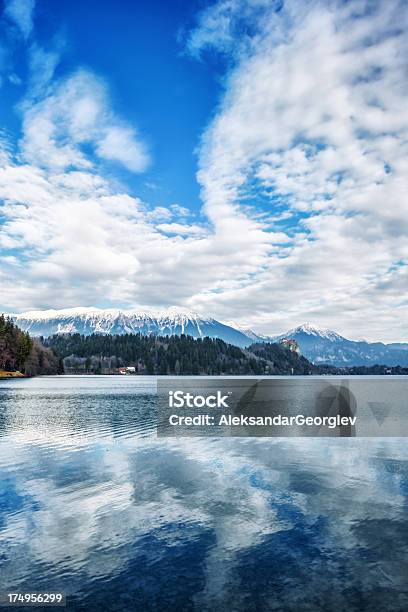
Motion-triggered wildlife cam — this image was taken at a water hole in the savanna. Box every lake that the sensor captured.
[0,376,407,611]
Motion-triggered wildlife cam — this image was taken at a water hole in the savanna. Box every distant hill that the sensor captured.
[43,332,408,376]
[272,323,408,367]
[44,333,318,376]
[10,308,408,367]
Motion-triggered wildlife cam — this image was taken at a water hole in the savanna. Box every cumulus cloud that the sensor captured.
[171,203,191,217]
[1,0,407,342]
[186,0,280,58]
[187,0,408,341]
[21,70,150,173]
[0,144,280,313]
[0,37,278,317]
[157,222,208,236]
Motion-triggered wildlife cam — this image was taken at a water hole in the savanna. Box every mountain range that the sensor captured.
[10,307,408,367]
[12,307,254,347]
[271,323,408,368]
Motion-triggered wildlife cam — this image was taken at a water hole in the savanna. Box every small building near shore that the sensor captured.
[118,366,136,375]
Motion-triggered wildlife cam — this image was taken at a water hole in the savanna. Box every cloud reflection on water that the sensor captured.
[0,377,407,611]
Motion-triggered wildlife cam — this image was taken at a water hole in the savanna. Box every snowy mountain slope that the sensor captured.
[271,323,408,367]
[274,323,343,342]
[225,322,271,343]
[11,307,256,348]
[8,310,408,366]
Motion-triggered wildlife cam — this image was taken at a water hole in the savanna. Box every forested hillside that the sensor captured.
[3,320,405,377]
[44,332,317,375]
[248,343,319,374]
[0,314,59,376]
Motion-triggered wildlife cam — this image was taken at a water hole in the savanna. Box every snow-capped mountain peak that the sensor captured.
[6,308,408,367]
[224,322,271,343]
[10,306,254,347]
[13,306,211,323]
[271,323,408,367]
[280,323,343,342]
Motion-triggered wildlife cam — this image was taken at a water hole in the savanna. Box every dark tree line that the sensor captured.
[44,332,317,375]
[249,343,320,375]
[0,314,60,375]
[2,315,405,377]
[0,314,33,372]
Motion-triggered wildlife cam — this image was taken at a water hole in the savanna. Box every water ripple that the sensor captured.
[0,376,407,611]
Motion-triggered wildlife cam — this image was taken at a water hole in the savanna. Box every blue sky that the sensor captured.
[0,0,221,209]
[0,0,407,341]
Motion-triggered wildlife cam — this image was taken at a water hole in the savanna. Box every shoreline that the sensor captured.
[0,370,26,379]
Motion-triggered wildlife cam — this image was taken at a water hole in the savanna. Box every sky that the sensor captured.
[0,0,407,342]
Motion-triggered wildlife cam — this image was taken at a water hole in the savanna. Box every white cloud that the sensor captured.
[27,43,61,99]
[0,411,406,600]
[21,70,150,173]
[4,0,35,38]
[186,0,276,58]
[0,147,278,313]
[157,222,207,236]
[8,73,22,85]
[95,124,149,173]
[187,0,408,341]
[171,203,190,217]
[0,0,407,342]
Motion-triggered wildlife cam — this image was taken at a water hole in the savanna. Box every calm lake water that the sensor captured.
[0,376,407,611]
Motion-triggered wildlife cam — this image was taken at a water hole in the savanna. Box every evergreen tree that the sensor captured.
[0,314,59,375]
